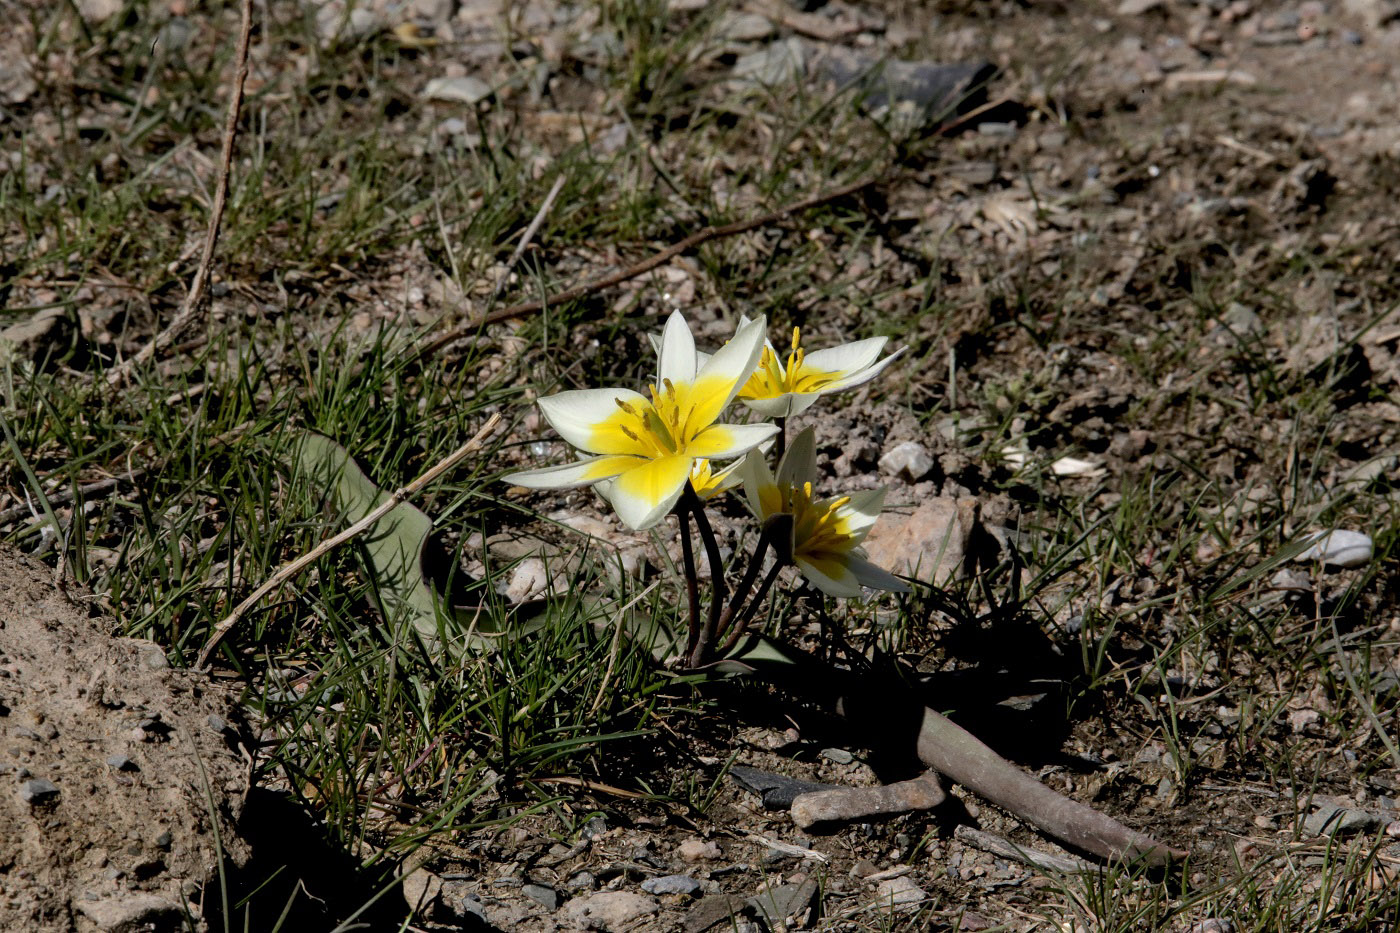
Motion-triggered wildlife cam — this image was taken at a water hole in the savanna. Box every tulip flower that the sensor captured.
[736,319,906,418]
[741,428,906,597]
[504,312,778,530]
[649,317,904,420]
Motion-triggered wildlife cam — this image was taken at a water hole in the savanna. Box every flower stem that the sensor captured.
[681,486,728,668]
[717,559,785,656]
[772,416,787,464]
[678,507,701,661]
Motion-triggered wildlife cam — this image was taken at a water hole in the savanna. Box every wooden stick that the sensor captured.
[106,0,254,385]
[195,414,501,669]
[790,771,945,830]
[953,825,1095,874]
[486,174,567,306]
[412,174,882,363]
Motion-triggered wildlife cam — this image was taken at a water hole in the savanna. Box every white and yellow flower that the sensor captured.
[736,318,905,418]
[649,317,904,419]
[504,312,778,530]
[741,427,906,598]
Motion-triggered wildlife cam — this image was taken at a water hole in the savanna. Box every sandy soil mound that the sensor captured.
[0,547,249,932]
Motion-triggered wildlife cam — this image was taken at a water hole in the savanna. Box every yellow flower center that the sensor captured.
[739,327,840,400]
[591,375,728,460]
[781,481,856,557]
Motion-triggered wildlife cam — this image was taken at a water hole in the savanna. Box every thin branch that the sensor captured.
[106,0,254,385]
[412,174,883,363]
[487,174,567,306]
[195,414,502,669]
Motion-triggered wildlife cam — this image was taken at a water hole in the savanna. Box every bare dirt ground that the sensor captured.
[4,0,1400,930]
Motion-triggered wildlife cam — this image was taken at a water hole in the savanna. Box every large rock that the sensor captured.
[861,497,981,585]
[0,547,249,932]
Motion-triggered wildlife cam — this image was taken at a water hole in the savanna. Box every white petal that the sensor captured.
[503,455,642,489]
[814,345,907,393]
[848,553,909,593]
[689,421,780,460]
[833,487,886,539]
[800,336,889,378]
[646,331,664,358]
[695,314,767,410]
[538,388,650,454]
[1050,455,1105,477]
[739,394,797,418]
[657,310,698,386]
[740,449,778,520]
[794,554,863,598]
[776,426,818,489]
[604,455,693,530]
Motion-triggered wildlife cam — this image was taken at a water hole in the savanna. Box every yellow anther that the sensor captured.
[619,425,641,442]
[662,377,676,395]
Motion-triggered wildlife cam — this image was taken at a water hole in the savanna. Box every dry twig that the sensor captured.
[107,0,254,385]
[195,414,502,669]
[413,174,883,363]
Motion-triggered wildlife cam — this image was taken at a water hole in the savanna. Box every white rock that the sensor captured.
[562,891,659,931]
[875,875,927,905]
[718,11,775,41]
[1295,530,1373,568]
[423,75,493,105]
[878,441,933,481]
[1117,0,1164,13]
[504,557,550,602]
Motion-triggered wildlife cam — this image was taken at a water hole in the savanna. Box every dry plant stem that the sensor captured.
[486,174,567,306]
[106,0,254,386]
[195,413,502,669]
[952,825,1094,875]
[413,175,882,364]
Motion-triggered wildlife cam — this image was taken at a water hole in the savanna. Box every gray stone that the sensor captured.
[523,882,559,910]
[641,874,701,896]
[878,441,933,481]
[820,747,854,764]
[423,76,493,105]
[19,778,59,804]
[1117,0,1164,13]
[1304,804,1386,836]
[732,38,808,87]
[748,880,817,928]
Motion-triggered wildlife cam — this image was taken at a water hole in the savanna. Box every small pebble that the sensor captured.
[820,748,854,764]
[106,754,136,772]
[641,874,701,896]
[522,883,559,910]
[878,441,933,481]
[20,778,59,804]
[875,875,927,905]
[676,838,721,862]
